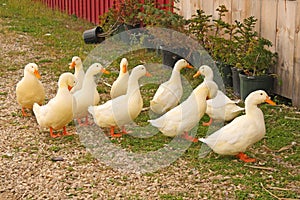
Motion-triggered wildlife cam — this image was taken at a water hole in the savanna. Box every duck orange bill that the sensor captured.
[265,96,276,105]
[193,71,201,78]
[186,64,193,69]
[34,70,41,79]
[68,85,73,91]
[122,64,127,73]
[101,68,110,74]
[69,61,76,69]
[145,71,152,77]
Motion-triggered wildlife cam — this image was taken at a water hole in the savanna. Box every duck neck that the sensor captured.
[82,73,96,89]
[127,75,140,95]
[204,74,214,82]
[119,71,128,78]
[193,86,208,102]
[190,87,208,112]
[245,102,263,119]
[57,83,70,95]
[169,67,181,82]
[75,64,84,77]
[24,70,36,80]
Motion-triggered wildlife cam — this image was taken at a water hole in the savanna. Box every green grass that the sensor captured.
[0,0,299,199]
[0,0,95,72]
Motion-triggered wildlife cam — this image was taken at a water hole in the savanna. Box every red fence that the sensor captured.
[40,0,172,25]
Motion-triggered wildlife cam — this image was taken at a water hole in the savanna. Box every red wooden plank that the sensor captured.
[55,0,58,9]
[66,0,70,14]
[91,0,95,24]
[105,0,109,13]
[86,0,91,22]
[59,0,62,11]
[61,0,65,11]
[79,0,83,18]
[95,0,100,24]
[100,0,104,18]
[81,0,87,19]
[75,0,79,17]
[72,0,76,15]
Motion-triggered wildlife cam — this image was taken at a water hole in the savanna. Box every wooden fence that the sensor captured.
[40,0,171,24]
[175,0,300,107]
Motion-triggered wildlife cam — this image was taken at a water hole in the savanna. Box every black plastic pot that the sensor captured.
[161,50,183,67]
[239,73,274,100]
[159,46,200,68]
[83,26,105,44]
[216,62,233,87]
[231,67,242,96]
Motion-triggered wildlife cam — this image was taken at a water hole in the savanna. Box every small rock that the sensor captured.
[51,157,64,162]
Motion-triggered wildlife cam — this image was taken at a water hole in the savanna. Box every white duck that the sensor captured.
[193,65,244,125]
[69,56,84,93]
[89,65,151,137]
[199,90,276,162]
[16,63,45,116]
[148,80,218,142]
[150,59,193,115]
[73,63,109,125]
[33,73,76,138]
[69,56,100,105]
[110,58,129,99]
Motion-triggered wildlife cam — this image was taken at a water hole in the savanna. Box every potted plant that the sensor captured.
[231,16,278,100]
[99,0,144,44]
[139,2,193,67]
[229,16,258,96]
[210,5,240,87]
[188,5,237,87]
[238,37,278,100]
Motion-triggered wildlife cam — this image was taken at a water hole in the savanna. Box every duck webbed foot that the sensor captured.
[50,127,61,138]
[21,107,28,117]
[62,126,73,136]
[202,118,213,126]
[236,152,256,163]
[110,126,122,138]
[182,132,198,142]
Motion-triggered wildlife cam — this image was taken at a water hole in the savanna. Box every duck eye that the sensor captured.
[260,93,263,95]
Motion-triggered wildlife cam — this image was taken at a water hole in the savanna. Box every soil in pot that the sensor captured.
[239,73,274,101]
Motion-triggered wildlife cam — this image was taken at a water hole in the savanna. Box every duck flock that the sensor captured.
[15,57,276,163]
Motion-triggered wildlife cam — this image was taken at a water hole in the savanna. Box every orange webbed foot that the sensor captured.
[62,127,73,136]
[21,107,28,117]
[121,126,132,135]
[50,128,61,138]
[202,118,213,126]
[236,152,256,163]
[110,126,122,138]
[182,132,198,143]
[77,118,89,127]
